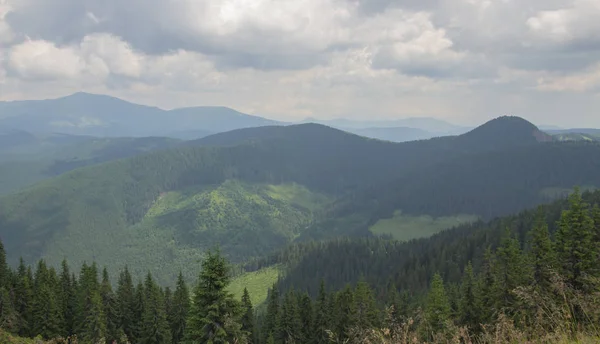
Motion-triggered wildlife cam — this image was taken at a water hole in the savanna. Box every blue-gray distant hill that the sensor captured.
[0,92,282,138]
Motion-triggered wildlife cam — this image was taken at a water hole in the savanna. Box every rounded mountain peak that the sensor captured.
[458,116,552,149]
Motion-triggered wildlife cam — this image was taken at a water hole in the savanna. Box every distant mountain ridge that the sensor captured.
[1,115,597,286]
[0,92,283,138]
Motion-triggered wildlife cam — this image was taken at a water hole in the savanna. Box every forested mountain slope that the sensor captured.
[0,132,179,195]
[0,124,412,283]
[257,189,600,299]
[0,117,593,285]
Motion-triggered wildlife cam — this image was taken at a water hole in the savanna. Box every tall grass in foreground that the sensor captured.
[329,275,600,344]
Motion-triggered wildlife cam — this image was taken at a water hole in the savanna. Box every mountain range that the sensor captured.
[2,92,599,144]
[1,115,599,285]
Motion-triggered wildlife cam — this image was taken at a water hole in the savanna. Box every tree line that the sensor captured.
[254,188,600,342]
[0,245,254,343]
[1,188,599,343]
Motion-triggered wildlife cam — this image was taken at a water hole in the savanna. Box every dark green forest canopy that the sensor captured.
[1,187,600,344]
[257,189,600,299]
[1,117,599,285]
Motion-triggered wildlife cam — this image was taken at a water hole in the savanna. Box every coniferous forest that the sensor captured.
[1,188,600,343]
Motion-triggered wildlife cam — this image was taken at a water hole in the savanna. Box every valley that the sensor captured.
[1,94,600,343]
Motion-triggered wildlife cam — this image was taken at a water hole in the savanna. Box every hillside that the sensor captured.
[345,126,436,142]
[0,133,179,195]
[257,189,600,298]
[0,92,281,137]
[0,124,411,283]
[0,117,594,284]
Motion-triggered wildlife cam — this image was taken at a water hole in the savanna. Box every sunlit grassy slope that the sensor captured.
[229,266,280,306]
[369,210,479,241]
[37,180,332,285]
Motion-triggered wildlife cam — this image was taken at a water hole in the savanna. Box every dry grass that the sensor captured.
[332,275,600,344]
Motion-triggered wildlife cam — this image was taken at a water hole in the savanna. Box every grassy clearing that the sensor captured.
[264,183,333,212]
[369,210,478,241]
[228,266,280,307]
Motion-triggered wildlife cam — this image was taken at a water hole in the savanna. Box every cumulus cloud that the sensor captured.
[8,40,86,80]
[2,0,600,127]
[527,0,600,48]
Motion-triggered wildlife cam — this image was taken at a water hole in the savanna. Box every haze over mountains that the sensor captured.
[1,112,599,285]
[2,93,598,145]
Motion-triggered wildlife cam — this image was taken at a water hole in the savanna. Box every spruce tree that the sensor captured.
[530,210,556,291]
[15,259,34,337]
[278,288,301,343]
[117,266,135,342]
[555,188,597,291]
[58,260,76,337]
[77,263,106,343]
[424,273,451,337]
[32,260,62,339]
[240,288,255,343]
[492,229,529,319]
[297,292,313,344]
[164,286,173,327]
[458,262,481,332]
[132,281,146,343]
[100,268,121,343]
[170,272,190,344]
[0,240,7,289]
[592,204,600,258]
[334,284,357,341]
[477,247,496,324]
[185,248,243,343]
[0,239,17,332]
[141,273,172,344]
[354,279,380,330]
[262,285,280,343]
[312,280,329,344]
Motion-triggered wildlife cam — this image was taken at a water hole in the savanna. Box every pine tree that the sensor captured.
[530,210,556,291]
[170,272,190,344]
[164,286,173,327]
[58,260,76,337]
[312,280,329,344]
[262,285,280,344]
[77,263,106,343]
[297,292,313,344]
[0,240,17,332]
[278,288,301,343]
[100,268,121,343]
[132,281,146,343]
[32,260,62,339]
[477,247,496,324]
[458,262,481,332]
[354,279,380,330]
[492,229,529,319]
[117,266,135,342]
[334,284,357,341]
[185,248,243,343]
[555,187,597,291]
[15,259,34,337]
[424,273,451,337]
[592,204,600,259]
[240,288,255,343]
[141,273,172,344]
[0,240,8,289]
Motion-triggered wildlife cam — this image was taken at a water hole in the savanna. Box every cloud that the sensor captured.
[0,0,13,44]
[2,0,600,127]
[8,40,86,80]
[526,0,600,48]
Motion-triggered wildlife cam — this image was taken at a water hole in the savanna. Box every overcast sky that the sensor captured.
[1,0,600,127]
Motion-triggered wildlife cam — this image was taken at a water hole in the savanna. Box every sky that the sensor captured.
[1,0,600,127]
